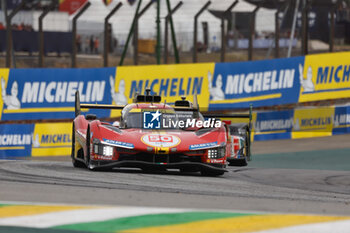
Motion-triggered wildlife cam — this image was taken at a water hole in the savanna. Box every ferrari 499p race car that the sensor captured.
[72,90,252,176]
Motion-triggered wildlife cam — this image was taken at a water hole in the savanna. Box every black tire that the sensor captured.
[201,170,225,176]
[228,157,248,166]
[72,123,85,168]
[85,126,93,170]
[245,127,251,161]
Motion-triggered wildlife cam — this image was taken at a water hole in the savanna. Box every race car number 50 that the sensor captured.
[141,134,180,148]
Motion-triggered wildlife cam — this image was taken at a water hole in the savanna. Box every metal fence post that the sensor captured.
[71,2,91,68]
[165,0,182,64]
[248,6,259,61]
[5,0,27,68]
[301,0,310,56]
[193,1,211,63]
[119,0,142,66]
[156,0,161,64]
[133,0,154,65]
[103,2,122,67]
[275,7,281,58]
[164,1,182,64]
[39,1,56,68]
[220,0,238,63]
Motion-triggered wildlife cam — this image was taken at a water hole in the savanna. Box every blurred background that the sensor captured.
[0,0,349,68]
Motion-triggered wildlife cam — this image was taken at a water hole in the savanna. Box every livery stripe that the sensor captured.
[122,215,350,233]
[54,212,251,232]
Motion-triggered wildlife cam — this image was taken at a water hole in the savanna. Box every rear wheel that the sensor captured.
[72,123,84,168]
[228,128,250,167]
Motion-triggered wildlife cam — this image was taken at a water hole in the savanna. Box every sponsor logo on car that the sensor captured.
[143,111,222,129]
[189,142,218,150]
[103,138,134,149]
[143,110,161,129]
[141,134,181,148]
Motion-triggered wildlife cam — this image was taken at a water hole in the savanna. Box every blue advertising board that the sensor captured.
[0,124,34,158]
[1,68,116,120]
[253,110,294,141]
[208,57,304,110]
[333,105,350,135]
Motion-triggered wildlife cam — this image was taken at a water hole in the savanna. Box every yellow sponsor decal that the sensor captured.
[110,63,214,117]
[32,122,72,156]
[299,52,350,102]
[292,107,334,139]
[0,68,10,120]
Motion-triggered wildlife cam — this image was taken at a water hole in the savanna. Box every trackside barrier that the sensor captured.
[1,105,349,157]
[0,52,349,120]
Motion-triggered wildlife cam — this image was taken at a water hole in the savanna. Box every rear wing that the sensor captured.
[75,91,124,117]
[172,94,253,128]
[202,105,253,135]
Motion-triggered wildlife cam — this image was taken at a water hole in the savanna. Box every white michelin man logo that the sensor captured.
[1,77,21,109]
[299,64,315,93]
[32,134,40,148]
[110,76,127,105]
[208,71,224,101]
[293,118,300,131]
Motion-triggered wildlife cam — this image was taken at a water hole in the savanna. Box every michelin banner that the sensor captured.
[0,122,72,158]
[0,68,116,120]
[299,52,350,103]
[209,57,303,110]
[0,52,349,121]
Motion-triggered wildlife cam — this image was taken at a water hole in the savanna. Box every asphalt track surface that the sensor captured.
[1,134,350,216]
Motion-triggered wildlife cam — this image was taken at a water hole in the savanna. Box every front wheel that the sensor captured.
[201,170,225,176]
[72,123,84,168]
[228,157,247,166]
[85,126,93,170]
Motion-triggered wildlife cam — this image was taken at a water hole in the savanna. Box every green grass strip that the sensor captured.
[0,204,13,207]
[54,212,254,233]
[0,226,90,233]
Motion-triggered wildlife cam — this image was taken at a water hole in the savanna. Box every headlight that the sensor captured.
[207,147,225,159]
[94,143,114,157]
[103,146,114,156]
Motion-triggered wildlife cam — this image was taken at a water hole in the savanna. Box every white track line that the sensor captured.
[0,207,189,228]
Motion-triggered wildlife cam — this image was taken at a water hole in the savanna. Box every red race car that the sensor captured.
[72,90,252,176]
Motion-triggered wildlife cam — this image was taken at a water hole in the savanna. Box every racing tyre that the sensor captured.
[229,157,248,167]
[85,126,93,170]
[200,170,225,177]
[72,123,85,168]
